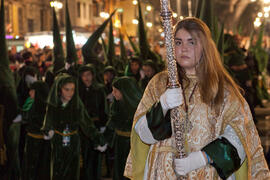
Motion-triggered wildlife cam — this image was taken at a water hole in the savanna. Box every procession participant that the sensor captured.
[22,81,50,180]
[125,17,269,180]
[42,73,106,180]
[140,59,157,91]
[105,76,142,180]
[124,57,142,82]
[78,64,108,180]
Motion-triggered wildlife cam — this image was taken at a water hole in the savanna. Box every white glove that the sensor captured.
[65,62,71,70]
[44,130,54,140]
[95,144,108,152]
[13,114,22,123]
[174,151,207,176]
[99,126,106,133]
[106,93,114,103]
[25,74,37,87]
[160,88,183,112]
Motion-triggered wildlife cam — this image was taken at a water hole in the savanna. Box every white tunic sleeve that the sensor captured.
[135,115,158,144]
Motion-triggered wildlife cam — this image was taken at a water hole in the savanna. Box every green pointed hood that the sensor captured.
[199,0,214,34]
[127,34,139,55]
[195,0,204,18]
[52,7,65,73]
[0,0,18,114]
[101,37,109,64]
[107,19,115,66]
[119,31,128,65]
[82,10,116,64]
[217,23,224,61]
[112,76,142,110]
[29,81,49,113]
[47,73,79,108]
[138,0,149,61]
[255,22,265,48]
[0,0,16,88]
[0,0,8,68]
[254,23,268,73]
[65,0,78,64]
[137,0,162,67]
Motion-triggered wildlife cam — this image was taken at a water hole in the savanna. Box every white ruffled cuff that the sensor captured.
[135,115,158,144]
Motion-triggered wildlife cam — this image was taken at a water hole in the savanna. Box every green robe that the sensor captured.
[78,64,108,180]
[105,76,142,180]
[42,74,103,180]
[22,81,50,180]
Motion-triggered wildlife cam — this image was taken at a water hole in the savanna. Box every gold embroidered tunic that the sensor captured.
[124,71,270,180]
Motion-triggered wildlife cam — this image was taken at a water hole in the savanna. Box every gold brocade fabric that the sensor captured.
[124,71,270,180]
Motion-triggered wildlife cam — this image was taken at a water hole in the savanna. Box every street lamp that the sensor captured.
[100,12,109,19]
[114,19,121,28]
[146,5,152,11]
[132,0,138,5]
[50,1,63,9]
[146,22,152,28]
[132,19,138,24]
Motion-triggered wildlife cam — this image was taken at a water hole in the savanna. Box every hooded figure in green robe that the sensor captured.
[0,0,21,179]
[124,56,142,82]
[78,64,108,180]
[45,7,65,88]
[22,81,50,180]
[42,73,105,180]
[103,66,116,93]
[105,76,142,180]
[224,34,257,123]
[140,59,158,91]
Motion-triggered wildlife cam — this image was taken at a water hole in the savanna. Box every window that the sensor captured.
[89,4,91,19]
[83,3,86,18]
[93,1,99,17]
[28,19,34,32]
[40,9,44,31]
[77,2,81,17]
[18,8,23,33]
[5,5,10,24]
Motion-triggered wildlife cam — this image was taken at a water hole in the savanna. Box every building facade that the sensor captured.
[3,0,162,47]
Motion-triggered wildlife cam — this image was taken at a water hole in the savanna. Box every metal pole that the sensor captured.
[188,0,192,17]
[176,0,181,17]
[160,0,187,179]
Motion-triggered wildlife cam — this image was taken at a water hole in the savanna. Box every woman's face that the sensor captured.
[29,89,35,99]
[112,86,123,101]
[131,61,140,74]
[142,65,155,78]
[175,28,203,75]
[61,82,75,103]
[81,70,93,87]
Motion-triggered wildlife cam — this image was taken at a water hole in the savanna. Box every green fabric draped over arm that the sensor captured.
[202,137,241,180]
[146,102,172,140]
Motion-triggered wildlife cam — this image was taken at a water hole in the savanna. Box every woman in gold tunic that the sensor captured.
[124,17,270,180]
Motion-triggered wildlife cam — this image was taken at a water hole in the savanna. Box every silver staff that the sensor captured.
[160,0,187,179]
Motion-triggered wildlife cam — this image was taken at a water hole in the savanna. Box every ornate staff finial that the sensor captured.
[160,0,187,179]
[160,0,179,88]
